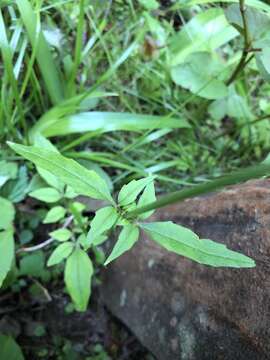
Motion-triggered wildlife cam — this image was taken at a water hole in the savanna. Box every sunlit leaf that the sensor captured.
[171,52,228,99]
[141,221,255,268]
[118,176,155,206]
[43,206,66,224]
[105,224,139,265]
[29,188,62,203]
[169,8,238,66]
[8,143,114,203]
[86,206,118,247]
[47,242,74,266]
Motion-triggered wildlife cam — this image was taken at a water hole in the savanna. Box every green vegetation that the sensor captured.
[1,0,270,358]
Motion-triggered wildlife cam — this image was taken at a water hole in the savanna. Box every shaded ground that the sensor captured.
[0,285,154,360]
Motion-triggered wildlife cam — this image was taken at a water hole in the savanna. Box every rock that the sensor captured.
[101,180,270,360]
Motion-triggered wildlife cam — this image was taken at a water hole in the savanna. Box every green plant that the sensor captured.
[2,0,270,357]
[7,141,265,312]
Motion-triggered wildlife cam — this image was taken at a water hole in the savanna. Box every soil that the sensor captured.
[0,284,155,360]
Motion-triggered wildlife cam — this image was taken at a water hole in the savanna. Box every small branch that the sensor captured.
[226,0,251,86]
[17,216,74,254]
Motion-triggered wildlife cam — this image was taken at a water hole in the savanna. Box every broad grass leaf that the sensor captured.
[118,176,155,206]
[30,112,191,138]
[64,248,93,311]
[0,229,14,287]
[47,242,74,267]
[8,143,114,203]
[0,197,15,230]
[171,52,228,99]
[141,221,255,268]
[86,206,118,246]
[105,224,139,265]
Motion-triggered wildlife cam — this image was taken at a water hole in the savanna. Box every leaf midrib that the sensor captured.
[143,226,251,264]
[18,147,110,202]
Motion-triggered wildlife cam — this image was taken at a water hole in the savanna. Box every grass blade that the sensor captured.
[16,0,64,105]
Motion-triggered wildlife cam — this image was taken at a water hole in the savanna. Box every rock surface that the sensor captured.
[101,180,270,360]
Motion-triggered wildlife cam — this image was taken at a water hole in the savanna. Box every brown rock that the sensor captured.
[101,180,270,360]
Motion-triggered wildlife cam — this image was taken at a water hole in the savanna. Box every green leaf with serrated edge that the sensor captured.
[47,242,74,267]
[0,197,15,230]
[140,222,255,268]
[8,143,114,204]
[50,228,72,242]
[43,206,66,224]
[86,206,118,247]
[118,176,155,206]
[34,135,65,191]
[29,187,62,203]
[64,248,93,311]
[105,224,139,265]
[0,229,14,287]
[0,335,24,360]
[138,181,156,220]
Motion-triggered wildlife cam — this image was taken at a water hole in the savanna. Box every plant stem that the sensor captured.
[128,164,270,217]
[226,0,251,86]
[17,216,73,253]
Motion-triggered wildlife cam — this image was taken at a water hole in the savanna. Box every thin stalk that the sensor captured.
[226,0,251,86]
[128,164,270,217]
[67,0,85,97]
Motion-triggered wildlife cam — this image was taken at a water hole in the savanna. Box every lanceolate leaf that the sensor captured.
[49,228,72,242]
[43,206,66,224]
[118,176,155,206]
[86,206,118,247]
[0,229,14,287]
[141,222,255,268]
[105,224,139,265]
[29,188,62,203]
[138,182,156,220]
[8,143,114,203]
[47,242,74,267]
[64,248,93,311]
